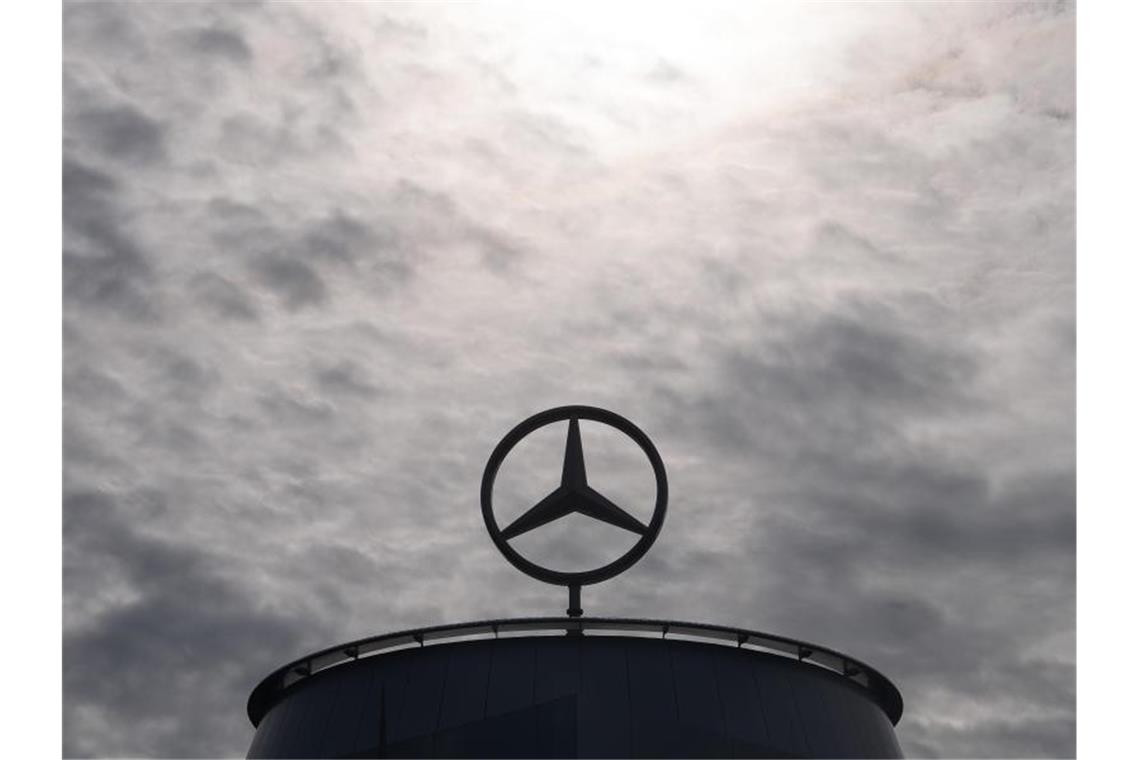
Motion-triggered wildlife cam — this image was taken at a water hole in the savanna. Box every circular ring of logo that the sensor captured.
[481,405,668,586]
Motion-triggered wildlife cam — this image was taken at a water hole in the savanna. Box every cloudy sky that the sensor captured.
[63,2,1074,757]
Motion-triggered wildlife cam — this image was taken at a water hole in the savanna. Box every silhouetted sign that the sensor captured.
[481,406,668,613]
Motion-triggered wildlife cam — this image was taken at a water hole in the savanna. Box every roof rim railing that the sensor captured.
[247,616,903,727]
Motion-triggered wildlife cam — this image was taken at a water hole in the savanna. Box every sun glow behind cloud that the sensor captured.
[343,3,885,161]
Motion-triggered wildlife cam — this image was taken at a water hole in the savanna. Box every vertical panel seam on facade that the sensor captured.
[433,648,452,739]
[667,639,682,738]
[742,647,772,745]
[623,638,635,754]
[480,639,495,724]
[311,669,343,756]
[708,644,729,745]
[787,667,817,757]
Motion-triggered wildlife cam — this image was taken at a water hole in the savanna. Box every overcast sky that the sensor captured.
[63,2,1074,757]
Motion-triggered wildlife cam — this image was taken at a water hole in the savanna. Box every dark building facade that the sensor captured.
[246,618,904,758]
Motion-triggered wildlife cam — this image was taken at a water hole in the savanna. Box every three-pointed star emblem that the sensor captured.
[501,419,649,540]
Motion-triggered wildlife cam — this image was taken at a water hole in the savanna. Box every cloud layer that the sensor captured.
[63,3,1074,757]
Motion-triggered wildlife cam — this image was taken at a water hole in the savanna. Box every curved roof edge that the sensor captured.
[246,616,904,727]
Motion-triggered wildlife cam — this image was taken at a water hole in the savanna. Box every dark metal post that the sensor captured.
[567,584,582,618]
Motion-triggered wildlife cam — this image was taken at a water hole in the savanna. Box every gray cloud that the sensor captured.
[64,490,322,757]
[303,213,380,266]
[251,255,328,310]
[185,26,252,63]
[62,159,157,320]
[71,103,167,165]
[63,2,1074,758]
[190,272,260,322]
[314,359,383,399]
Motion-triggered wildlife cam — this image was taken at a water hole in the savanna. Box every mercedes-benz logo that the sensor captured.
[481,405,668,593]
